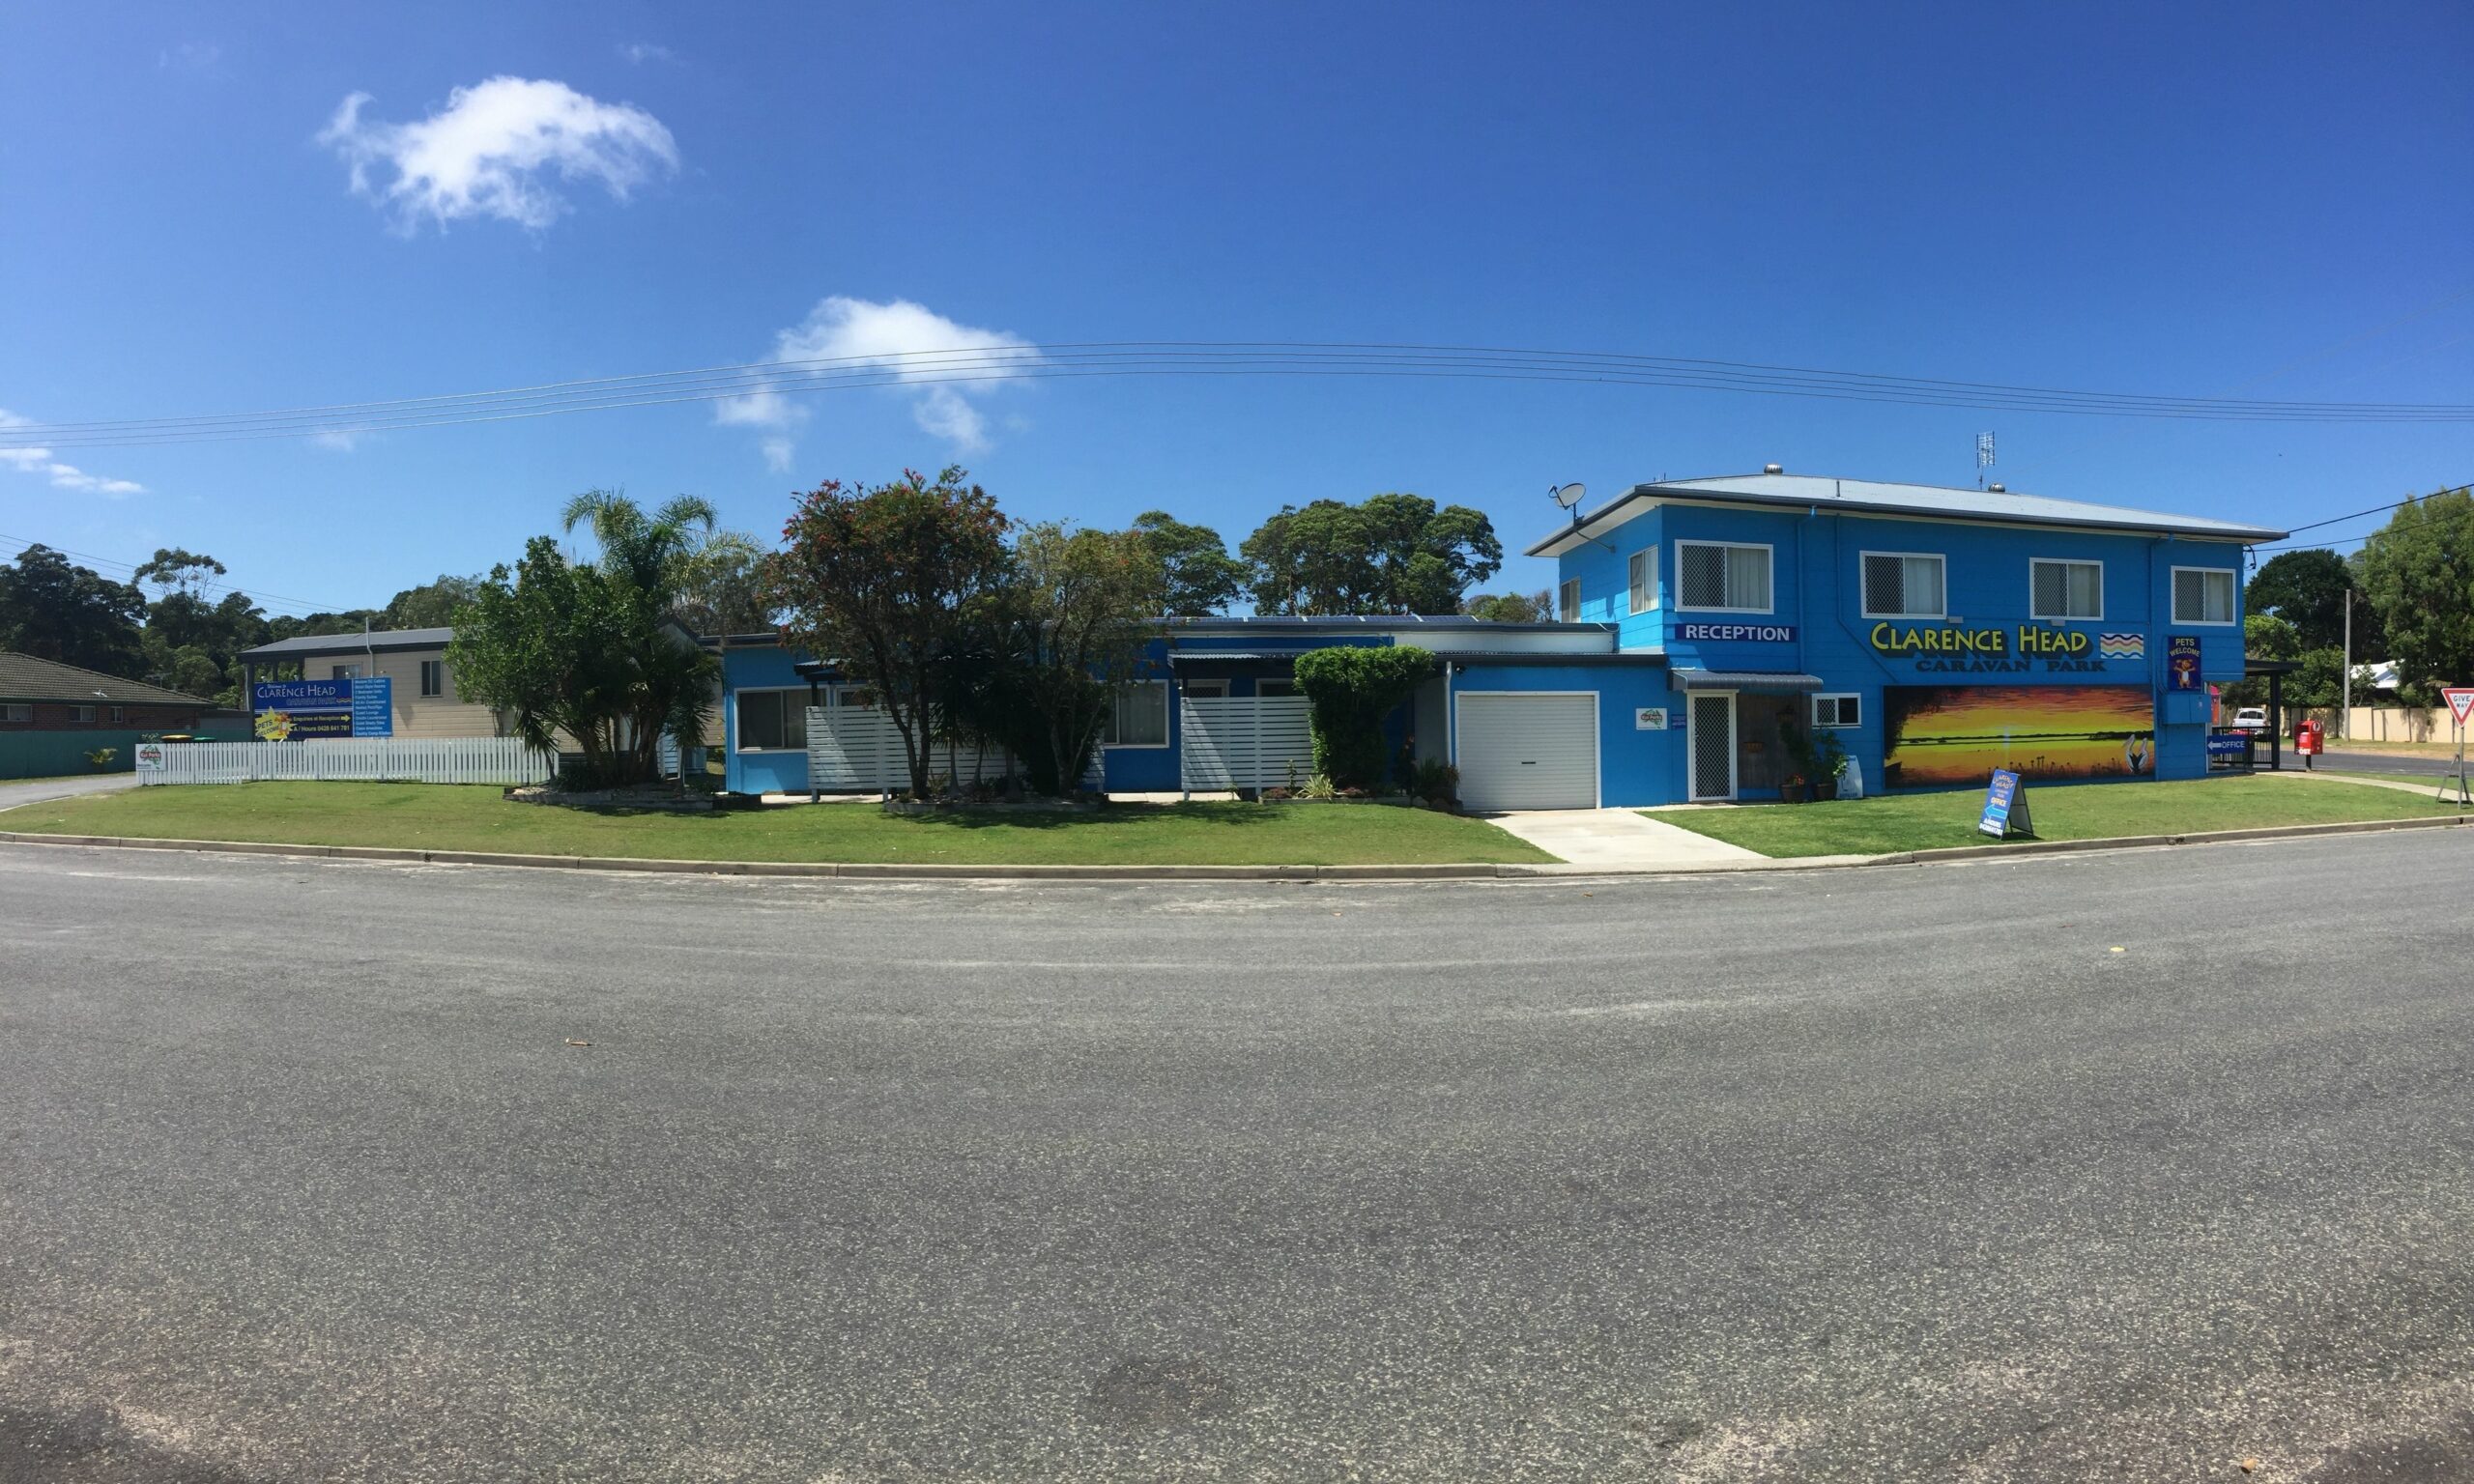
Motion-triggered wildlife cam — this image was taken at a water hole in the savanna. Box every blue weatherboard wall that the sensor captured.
[1452,664,1681,803]
[720,642,817,793]
[1553,503,2250,799]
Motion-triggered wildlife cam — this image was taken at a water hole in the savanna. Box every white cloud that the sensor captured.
[159,41,221,71]
[309,430,362,452]
[320,75,678,232]
[619,43,676,65]
[716,297,1039,464]
[0,410,144,496]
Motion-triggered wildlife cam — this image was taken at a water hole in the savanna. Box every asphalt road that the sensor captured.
[2317,750,2469,781]
[0,770,138,813]
[3,835,2472,1482]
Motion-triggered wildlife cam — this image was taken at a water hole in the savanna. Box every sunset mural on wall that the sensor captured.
[1882,686,2156,787]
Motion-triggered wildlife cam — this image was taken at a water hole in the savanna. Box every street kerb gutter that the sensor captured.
[1,811,2468,881]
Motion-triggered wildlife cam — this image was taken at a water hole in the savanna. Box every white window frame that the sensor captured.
[1811,693,1861,729]
[109,705,126,723]
[1102,679,1171,749]
[1673,540,1775,615]
[1,703,29,723]
[1857,550,1947,620]
[733,687,811,752]
[419,659,446,698]
[2171,565,2239,626]
[1626,550,1657,614]
[2028,558,2105,622]
[1559,577,1582,621]
[71,704,96,723]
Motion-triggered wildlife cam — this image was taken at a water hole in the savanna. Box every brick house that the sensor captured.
[0,651,216,731]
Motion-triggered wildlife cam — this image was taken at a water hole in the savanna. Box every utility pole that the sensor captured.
[2341,589,2352,742]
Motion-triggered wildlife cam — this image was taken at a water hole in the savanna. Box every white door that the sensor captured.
[1456,693,1598,811]
[1688,693,1737,801]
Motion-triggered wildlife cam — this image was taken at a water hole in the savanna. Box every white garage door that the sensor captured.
[1456,692,1598,811]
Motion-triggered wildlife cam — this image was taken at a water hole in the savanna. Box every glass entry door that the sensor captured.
[1689,693,1737,801]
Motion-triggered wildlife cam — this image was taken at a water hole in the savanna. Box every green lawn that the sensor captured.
[0,782,1552,866]
[1647,775,2470,859]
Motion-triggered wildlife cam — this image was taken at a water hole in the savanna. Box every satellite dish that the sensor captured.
[1551,482,1586,509]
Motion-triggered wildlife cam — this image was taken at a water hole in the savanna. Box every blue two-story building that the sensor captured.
[712,469,2284,810]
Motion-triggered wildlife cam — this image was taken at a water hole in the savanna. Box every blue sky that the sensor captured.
[3,1,2468,618]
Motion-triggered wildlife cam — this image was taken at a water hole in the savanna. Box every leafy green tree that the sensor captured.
[382,575,484,630]
[1132,510,1246,616]
[450,494,722,787]
[2288,646,2351,713]
[1462,589,1554,623]
[0,544,147,676]
[2221,612,2299,708]
[1241,494,1502,614]
[1292,644,1435,789]
[1004,523,1166,792]
[673,530,773,636]
[2246,548,2375,654]
[2354,486,2474,707]
[765,467,1015,798]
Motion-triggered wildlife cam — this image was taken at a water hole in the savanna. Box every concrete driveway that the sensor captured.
[6,831,2474,1480]
[0,770,138,814]
[1481,806,1767,869]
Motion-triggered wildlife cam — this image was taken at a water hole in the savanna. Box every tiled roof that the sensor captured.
[0,651,213,705]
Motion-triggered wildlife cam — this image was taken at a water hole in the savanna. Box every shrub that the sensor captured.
[1292,645,1434,790]
[1299,773,1339,800]
[1405,757,1458,807]
[84,747,118,771]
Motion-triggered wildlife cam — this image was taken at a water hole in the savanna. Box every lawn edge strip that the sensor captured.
[1,811,2464,879]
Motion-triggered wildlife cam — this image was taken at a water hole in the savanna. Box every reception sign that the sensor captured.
[251,677,393,739]
[1882,685,2155,788]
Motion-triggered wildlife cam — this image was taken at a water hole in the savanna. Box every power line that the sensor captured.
[0,530,351,616]
[4,342,2472,452]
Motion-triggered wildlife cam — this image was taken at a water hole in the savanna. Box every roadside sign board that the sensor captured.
[2447,688,2474,727]
[1978,768,2033,839]
[134,742,164,771]
[250,676,394,739]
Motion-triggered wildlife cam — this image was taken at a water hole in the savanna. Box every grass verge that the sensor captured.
[0,782,1553,867]
[1646,775,2470,859]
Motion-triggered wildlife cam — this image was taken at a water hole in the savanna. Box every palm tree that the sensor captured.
[557,490,724,786]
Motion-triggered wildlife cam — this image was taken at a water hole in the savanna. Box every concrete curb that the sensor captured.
[1,810,2465,883]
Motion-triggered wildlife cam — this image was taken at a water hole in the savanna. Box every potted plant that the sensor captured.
[1807,728,1846,802]
[1779,718,1821,803]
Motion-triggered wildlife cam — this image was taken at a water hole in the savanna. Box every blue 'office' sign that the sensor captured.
[1978,768,2031,839]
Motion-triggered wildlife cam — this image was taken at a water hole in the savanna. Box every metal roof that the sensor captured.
[1669,668,1825,693]
[1527,472,2288,556]
[0,651,214,706]
[239,626,455,659]
[1165,614,1600,632]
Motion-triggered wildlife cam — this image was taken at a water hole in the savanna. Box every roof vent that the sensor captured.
[1988,482,2006,493]
[1763,463,1783,474]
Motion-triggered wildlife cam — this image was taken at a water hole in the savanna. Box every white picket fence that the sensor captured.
[140,737,556,786]
[802,706,1011,793]
[1179,695,1313,791]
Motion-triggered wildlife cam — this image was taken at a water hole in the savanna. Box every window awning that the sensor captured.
[1669,668,1825,694]
[1166,651,1297,674]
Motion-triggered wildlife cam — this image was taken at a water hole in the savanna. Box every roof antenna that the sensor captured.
[1975,431,1997,490]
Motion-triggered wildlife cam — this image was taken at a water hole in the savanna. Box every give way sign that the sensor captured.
[2446,688,2474,727]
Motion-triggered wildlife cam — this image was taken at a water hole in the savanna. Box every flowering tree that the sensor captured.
[764,467,1013,798]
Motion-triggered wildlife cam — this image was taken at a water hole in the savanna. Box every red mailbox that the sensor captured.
[2296,717,2324,765]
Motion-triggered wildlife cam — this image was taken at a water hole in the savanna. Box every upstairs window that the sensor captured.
[1859,553,1946,619]
[2172,566,2237,625]
[2030,559,2104,621]
[1676,541,1772,614]
[1626,551,1656,614]
[1560,578,1582,621]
